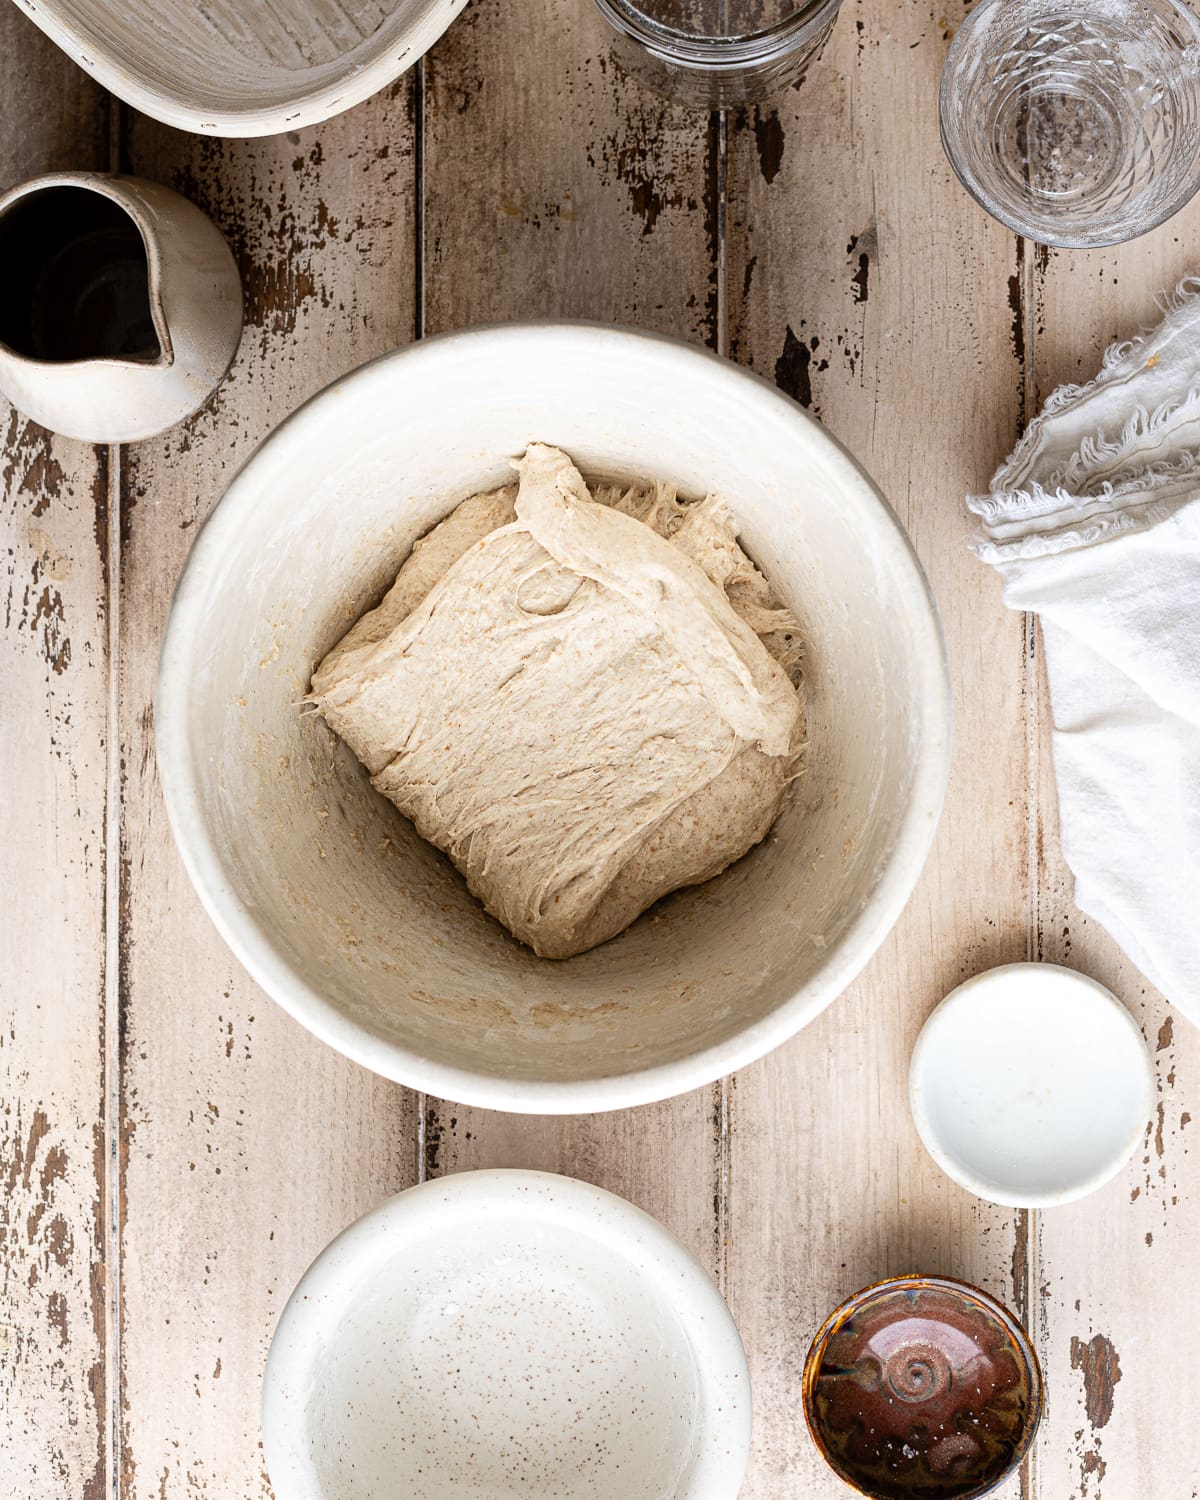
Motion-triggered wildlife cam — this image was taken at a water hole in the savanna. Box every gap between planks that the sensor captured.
[715,104,731,1300]
[102,435,121,1500]
[414,54,429,1192]
[1017,228,1042,1500]
[102,89,123,1500]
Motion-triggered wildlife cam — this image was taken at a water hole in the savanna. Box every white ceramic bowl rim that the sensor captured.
[262,1168,752,1500]
[909,961,1156,1208]
[156,321,952,1114]
[14,0,467,137]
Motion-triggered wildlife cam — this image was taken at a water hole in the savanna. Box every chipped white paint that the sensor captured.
[0,14,110,1500]
[0,361,109,1500]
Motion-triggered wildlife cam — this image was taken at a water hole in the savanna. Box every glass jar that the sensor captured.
[940,0,1200,247]
[591,0,842,109]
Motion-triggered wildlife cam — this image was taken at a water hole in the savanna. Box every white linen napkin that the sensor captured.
[970,279,1200,1023]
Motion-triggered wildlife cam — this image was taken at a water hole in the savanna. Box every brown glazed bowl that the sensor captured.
[802,1275,1042,1499]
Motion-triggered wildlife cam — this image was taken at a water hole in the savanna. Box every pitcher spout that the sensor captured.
[0,171,240,444]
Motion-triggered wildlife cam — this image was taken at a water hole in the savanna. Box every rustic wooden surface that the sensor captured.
[0,0,1195,1496]
[0,15,113,1500]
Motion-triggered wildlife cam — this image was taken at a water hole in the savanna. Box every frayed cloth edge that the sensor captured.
[972,494,1190,564]
[990,276,1200,494]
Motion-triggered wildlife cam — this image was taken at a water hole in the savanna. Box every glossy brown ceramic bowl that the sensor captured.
[802,1275,1042,1499]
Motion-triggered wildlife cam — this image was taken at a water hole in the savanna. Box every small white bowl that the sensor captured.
[155,322,951,1114]
[909,962,1155,1208]
[262,1170,751,1500]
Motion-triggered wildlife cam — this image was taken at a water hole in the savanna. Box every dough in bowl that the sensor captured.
[310,444,804,958]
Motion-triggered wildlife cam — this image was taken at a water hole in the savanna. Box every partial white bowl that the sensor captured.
[910,962,1155,1208]
[262,1170,751,1500]
[156,322,951,1113]
[10,0,467,137]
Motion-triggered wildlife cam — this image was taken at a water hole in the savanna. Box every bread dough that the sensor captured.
[311,444,804,959]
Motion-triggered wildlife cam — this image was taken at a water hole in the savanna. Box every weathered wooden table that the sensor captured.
[2,0,1195,1495]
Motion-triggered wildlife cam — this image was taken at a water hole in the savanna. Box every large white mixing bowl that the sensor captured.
[156,323,951,1113]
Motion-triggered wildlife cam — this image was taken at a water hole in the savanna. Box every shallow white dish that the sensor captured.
[156,322,951,1113]
[910,962,1155,1208]
[10,0,466,137]
[262,1169,751,1500]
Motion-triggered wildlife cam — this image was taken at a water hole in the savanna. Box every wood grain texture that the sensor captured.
[114,90,423,1500]
[722,0,1032,1491]
[424,0,720,344]
[420,0,724,1271]
[0,11,111,1499]
[1026,229,1200,1500]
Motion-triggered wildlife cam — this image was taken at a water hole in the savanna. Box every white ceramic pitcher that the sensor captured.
[0,171,242,443]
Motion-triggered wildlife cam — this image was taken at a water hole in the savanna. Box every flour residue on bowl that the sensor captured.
[305,1216,703,1500]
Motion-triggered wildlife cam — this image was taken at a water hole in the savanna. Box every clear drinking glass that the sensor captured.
[591,0,842,108]
[939,0,1200,247]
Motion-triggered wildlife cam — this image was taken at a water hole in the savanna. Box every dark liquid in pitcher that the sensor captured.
[0,186,160,363]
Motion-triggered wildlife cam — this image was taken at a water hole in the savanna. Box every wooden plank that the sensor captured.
[0,11,112,1500]
[1029,230,1200,1500]
[721,0,1033,1491]
[425,0,721,345]
[115,91,422,1500]
[420,0,723,1265]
